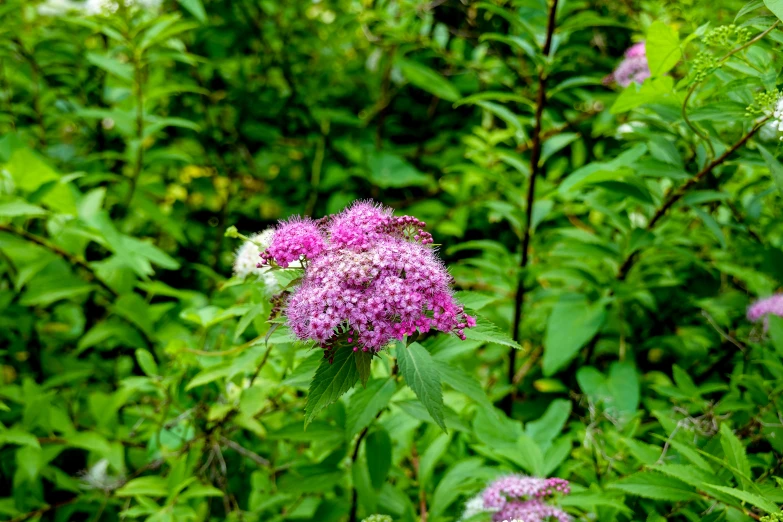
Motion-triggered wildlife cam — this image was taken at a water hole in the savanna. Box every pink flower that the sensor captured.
[609,41,650,87]
[260,217,326,268]
[494,499,571,522]
[481,475,571,522]
[264,201,473,352]
[747,294,783,325]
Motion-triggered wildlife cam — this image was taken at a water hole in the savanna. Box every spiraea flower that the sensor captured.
[462,474,571,522]
[608,42,650,87]
[748,294,783,327]
[260,201,474,353]
[362,516,393,522]
[233,229,275,280]
[771,96,783,135]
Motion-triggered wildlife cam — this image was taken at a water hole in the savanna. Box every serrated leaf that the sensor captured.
[346,378,396,437]
[397,342,445,431]
[355,350,372,388]
[608,471,700,501]
[366,428,392,490]
[702,484,779,513]
[720,423,751,488]
[304,347,359,427]
[463,315,521,349]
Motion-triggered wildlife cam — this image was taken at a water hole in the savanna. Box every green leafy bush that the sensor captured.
[1,0,783,521]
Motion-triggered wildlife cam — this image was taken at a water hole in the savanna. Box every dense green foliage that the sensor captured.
[2,0,783,521]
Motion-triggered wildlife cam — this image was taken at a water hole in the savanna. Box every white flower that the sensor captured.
[233,229,302,289]
[772,96,783,135]
[460,494,491,521]
[38,0,161,16]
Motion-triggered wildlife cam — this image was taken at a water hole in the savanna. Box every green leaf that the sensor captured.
[758,144,783,196]
[764,0,783,22]
[437,361,495,415]
[418,433,451,489]
[646,22,681,76]
[525,399,571,450]
[346,378,396,437]
[608,471,700,501]
[396,342,446,431]
[610,76,675,114]
[116,476,169,498]
[177,0,207,22]
[355,350,372,388]
[135,349,159,377]
[365,428,392,490]
[366,151,431,189]
[463,315,521,349]
[0,201,47,217]
[720,423,751,488]
[430,458,485,518]
[397,59,461,102]
[0,428,41,449]
[543,295,606,376]
[86,52,133,81]
[185,365,232,391]
[702,484,780,514]
[769,315,783,356]
[304,347,359,427]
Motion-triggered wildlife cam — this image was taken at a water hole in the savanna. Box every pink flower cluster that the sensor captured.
[259,201,474,352]
[609,41,650,87]
[482,475,571,522]
[748,294,783,327]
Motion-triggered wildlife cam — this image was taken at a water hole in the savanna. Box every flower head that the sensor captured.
[748,294,783,325]
[261,217,327,268]
[233,229,276,282]
[609,41,650,87]
[362,516,393,522]
[463,474,571,522]
[262,201,473,352]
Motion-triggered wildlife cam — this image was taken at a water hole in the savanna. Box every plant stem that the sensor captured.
[503,0,559,416]
[616,118,768,280]
[348,426,371,522]
[124,47,145,215]
[0,224,117,297]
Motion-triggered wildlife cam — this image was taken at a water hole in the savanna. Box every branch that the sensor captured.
[0,224,117,297]
[616,118,768,281]
[503,0,559,416]
[348,426,371,522]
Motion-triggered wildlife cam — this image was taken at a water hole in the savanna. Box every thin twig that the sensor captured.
[503,0,559,416]
[0,224,117,297]
[220,436,271,467]
[616,118,768,280]
[348,426,372,522]
[701,310,746,352]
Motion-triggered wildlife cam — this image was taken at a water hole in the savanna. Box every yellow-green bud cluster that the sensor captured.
[703,24,750,48]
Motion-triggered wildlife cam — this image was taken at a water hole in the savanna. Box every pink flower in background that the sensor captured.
[462,475,571,522]
[609,41,650,87]
[260,217,326,268]
[261,201,473,353]
[747,294,783,326]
